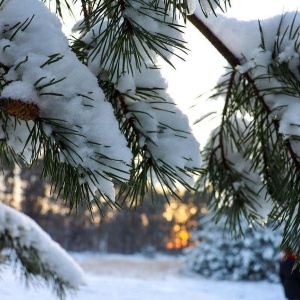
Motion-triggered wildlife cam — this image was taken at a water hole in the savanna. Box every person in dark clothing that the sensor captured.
[280,251,300,300]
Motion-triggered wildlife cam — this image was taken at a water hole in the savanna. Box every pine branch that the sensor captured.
[42,0,75,18]
[189,13,300,189]
[189,12,300,253]
[219,71,236,163]
[0,202,85,299]
[0,62,9,74]
[73,0,188,80]
[101,80,201,206]
[81,0,92,31]
[187,13,300,174]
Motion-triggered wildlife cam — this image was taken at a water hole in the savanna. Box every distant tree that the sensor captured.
[19,159,105,251]
[0,160,17,206]
[185,214,283,282]
[106,194,171,253]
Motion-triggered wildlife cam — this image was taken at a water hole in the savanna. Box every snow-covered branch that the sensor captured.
[190,7,300,249]
[0,0,133,202]
[0,202,86,298]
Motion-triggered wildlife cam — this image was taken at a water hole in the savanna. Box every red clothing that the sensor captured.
[284,253,297,260]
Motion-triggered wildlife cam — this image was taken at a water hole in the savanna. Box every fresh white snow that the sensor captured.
[0,253,286,300]
[0,202,86,290]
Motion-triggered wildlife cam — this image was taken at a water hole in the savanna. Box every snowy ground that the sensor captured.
[0,253,286,300]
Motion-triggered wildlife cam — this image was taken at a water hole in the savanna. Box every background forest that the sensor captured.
[1,158,284,285]
[0,158,207,253]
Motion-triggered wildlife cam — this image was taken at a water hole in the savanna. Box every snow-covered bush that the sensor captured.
[185,214,283,282]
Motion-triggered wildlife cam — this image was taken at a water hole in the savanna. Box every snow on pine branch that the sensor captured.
[122,68,202,187]
[0,0,132,200]
[0,202,86,297]
[78,2,202,189]
[196,9,300,162]
[204,117,272,221]
[77,0,188,82]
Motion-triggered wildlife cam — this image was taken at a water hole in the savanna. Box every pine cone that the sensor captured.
[0,99,40,121]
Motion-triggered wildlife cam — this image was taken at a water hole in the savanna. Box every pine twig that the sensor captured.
[81,0,91,31]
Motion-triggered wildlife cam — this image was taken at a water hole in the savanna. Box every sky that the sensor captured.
[163,0,300,146]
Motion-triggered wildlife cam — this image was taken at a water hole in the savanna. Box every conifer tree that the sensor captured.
[185,213,283,282]
[1,0,300,297]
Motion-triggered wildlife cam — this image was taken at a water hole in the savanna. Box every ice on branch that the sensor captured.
[0,202,86,297]
[0,0,132,200]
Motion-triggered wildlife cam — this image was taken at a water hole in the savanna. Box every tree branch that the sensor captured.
[187,14,240,67]
[188,13,300,173]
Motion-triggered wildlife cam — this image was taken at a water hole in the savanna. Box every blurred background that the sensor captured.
[0,159,207,254]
